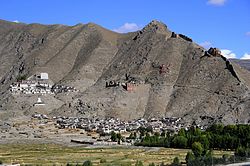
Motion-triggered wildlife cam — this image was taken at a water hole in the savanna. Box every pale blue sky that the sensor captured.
[1,0,249,59]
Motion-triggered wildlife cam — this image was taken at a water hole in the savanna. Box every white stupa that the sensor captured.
[34,97,45,106]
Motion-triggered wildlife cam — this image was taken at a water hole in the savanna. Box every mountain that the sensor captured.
[0,19,250,126]
[230,59,250,71]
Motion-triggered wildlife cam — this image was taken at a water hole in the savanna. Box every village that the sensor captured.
[1,112,195,147]
[53,116,184,134]
[27,113,197,146]
[7,70,199,146]
[7,69,205,146]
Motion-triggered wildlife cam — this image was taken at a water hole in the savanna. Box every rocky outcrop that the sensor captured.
[207,47,221,57]
[178,34,193,42]
[171,32,193,42]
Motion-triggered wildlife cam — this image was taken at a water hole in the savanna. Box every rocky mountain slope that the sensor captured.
[0,19,250,125]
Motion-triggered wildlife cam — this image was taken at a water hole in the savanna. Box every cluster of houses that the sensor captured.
[9,72,79,95]
[10,73,53,95]
[32,113,48,119]
[54,116,186,134]
[49,116,199,146]
[51,84,79,94]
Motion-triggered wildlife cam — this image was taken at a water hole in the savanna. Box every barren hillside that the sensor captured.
[0,19,250,125]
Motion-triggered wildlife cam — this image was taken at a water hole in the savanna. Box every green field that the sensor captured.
[0,144,233,165]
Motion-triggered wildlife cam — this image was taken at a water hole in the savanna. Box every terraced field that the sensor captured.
[0,144,233,165]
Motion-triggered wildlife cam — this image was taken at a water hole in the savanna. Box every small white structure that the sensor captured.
[34,97,45,106]
[35,73,49,80]
[40,73,49,80]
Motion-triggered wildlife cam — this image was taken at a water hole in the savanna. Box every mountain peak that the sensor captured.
[142,20,169,34]
[149,20,165,26]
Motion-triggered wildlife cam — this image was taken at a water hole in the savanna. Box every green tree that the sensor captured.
[129,132,136,139]
[66,163,74,166]
[154,132,160,137]
[16,74,27,81]
[135,160,144,166]
[111,131,117,142]
[178,128,186,137]
[208,124,224,135]
[222,154,230,163]
[193,128,202,137]
[198,135,209,150]
[148,163,155,166]
[192,142,203,157]
[185,151,195,165]
[83,160,92,166]
[172,136,188,148]
[100,158,106,163]
[146,126,153,133]
[172,156,181,166]
[235,146,246,157]
[117,133,122,140]
[161,131,166,137]
[203,150,213,165]
[117,133,122,144]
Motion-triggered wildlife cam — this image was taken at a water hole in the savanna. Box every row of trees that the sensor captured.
[135,124,250,165]
[66,124,250,166]
[135,124,250,151]
[110,131,123,143]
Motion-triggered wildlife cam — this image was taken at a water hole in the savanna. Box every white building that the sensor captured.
[10,73,53,94]
[40,73,49,80]
[34,97,45,106]
[32,72,49,80]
